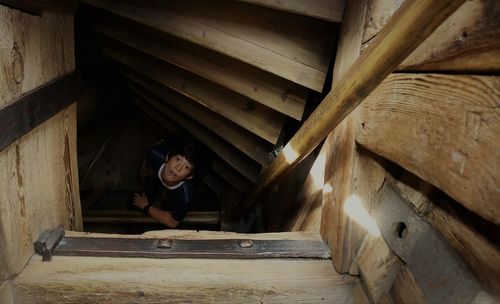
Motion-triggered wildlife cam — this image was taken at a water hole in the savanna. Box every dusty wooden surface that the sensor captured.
[357,73,500,224]
[0,281,14,304]
[14,255,356,304]
[0,6,81,282]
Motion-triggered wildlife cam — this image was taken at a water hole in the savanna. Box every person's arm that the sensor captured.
[133,193,180,228]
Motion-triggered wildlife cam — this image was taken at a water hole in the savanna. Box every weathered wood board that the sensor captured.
[356,73,500,224]
[362,0,500,72]
[94,20,308,120]
[83,0,337,91]
[0,5,81,281]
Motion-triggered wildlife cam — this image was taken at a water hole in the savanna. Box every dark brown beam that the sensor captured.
[0,72,82,151]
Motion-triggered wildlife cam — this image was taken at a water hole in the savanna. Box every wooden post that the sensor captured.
[239,0,467,217]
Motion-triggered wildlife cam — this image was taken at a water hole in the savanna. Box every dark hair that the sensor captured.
[167,133,199,175]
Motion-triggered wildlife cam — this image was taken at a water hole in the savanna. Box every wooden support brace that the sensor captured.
[239,0,467,217]
[0,72,82,151]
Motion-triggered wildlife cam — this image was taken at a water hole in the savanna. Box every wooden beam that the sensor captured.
[363,0,500,72]
[239,0,467,216]
[104,47,285,144]
[132,93,261,183]
[234,0,344,22]
[94,21,308,120]
[83,0,336,91]
[127,73,271,166]
[356,73,500,224]
[0,72,81,151]
[202,173,226,197]
[83,210,220,225]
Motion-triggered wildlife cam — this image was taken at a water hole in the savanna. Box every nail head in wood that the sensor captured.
[157,238,173,249]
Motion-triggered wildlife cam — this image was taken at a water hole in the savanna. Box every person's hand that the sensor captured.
[133,193,149,209]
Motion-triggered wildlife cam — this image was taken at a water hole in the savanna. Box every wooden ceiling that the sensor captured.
[78,0,342,194]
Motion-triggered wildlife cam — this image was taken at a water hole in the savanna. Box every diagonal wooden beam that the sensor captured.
[238,0,467,217]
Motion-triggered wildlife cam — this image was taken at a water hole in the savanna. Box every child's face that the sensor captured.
[162,154,193,184]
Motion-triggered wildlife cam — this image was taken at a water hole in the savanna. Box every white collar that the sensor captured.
[158,163,184,190]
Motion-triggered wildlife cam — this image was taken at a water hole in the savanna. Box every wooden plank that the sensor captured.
[104,47,285,144]
[0,0,78,14]
[234,0,344,22]
[83,210,220,225]
[0,6,81,279]
[133,94,261,183]
[356,73,500,224]
[363,0,500,72]
[0,72,81,151]
[83,0,337,91]
[372,182,482,303]
[52,237,329,259]
[94,21,308,120]
[394,172,500,295]
[127,74,271,166]
[13,255,356,303]
[240,0,467,217]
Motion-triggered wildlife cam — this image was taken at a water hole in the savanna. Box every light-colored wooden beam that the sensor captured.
[356,73,500,225]
[83,0,336,91]
[94,22,307,120]
[133,93,261,183]
[127,73,270,166]
[104,47,285,144]
[234,0,344,23]
[239,0,467,216]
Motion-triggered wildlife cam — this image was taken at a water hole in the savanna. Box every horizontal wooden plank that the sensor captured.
[133,93,261,182]
[53,237,330,259]
[0,72,81,151]
[363,0,500,72]
[356,73,500,224]
[83,0,336,91]
[13,255,356,303]
[104,46,285,144]
[127,74,271,166]
[94,21,307,120]
[83,210,220,225]
[234,0,344,22]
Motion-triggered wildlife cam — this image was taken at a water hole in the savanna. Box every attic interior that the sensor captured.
[1,0,499,303]
[74,0,339,234]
